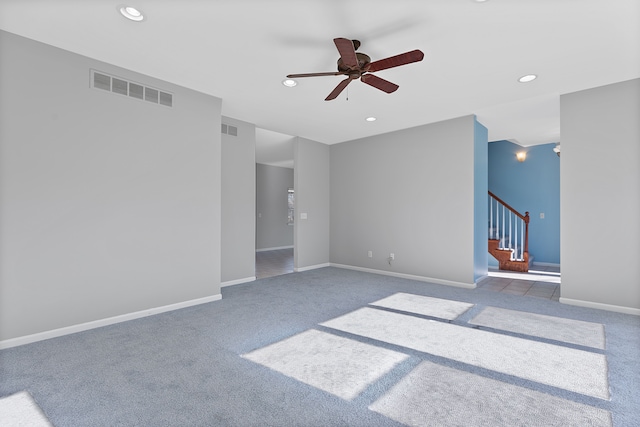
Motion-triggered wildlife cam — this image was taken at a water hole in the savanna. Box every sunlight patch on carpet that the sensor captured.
[370,293,473,320]
[242,329,408,400]
[369,361,612,427]
[0,391,53,427]
[321,307,610,400]
[470,306,606,349]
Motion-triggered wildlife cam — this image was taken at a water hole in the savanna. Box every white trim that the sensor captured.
[0,294,222,350]
[330,263,476,289]
[256,245,293,252]
[294,263,330,272]
[559,297,640,316]
[221,276,256,287]
[532,262,561,268]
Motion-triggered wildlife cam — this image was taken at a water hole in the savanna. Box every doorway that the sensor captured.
[255,128,295,279]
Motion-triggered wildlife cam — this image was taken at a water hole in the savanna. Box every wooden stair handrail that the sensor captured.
[488,191,530,255]
[488,191,530,223]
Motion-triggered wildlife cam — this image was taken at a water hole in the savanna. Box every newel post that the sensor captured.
[524,212,530,254]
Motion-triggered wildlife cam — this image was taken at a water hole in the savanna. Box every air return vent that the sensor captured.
[221,123,238,136]
[91,70,172,107]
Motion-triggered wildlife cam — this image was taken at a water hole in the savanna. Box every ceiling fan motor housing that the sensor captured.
[337,53,371,74]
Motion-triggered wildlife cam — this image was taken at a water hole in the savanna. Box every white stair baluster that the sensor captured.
[496,200,500,240]
[489,196,493,239]
[514,216,518,260]
[501,205,505,249]
[509,211,512,250]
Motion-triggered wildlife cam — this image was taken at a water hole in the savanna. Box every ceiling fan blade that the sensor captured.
[325,77,353,101]
[361,74,399,94]
[367,49,424,72]
[333,38,359,69]
[286,72,345,78]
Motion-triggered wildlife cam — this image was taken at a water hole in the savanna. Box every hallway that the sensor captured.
[255,248,294,279]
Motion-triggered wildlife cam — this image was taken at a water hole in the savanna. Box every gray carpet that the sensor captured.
[321,307,609,399]
[369,361,612,427]
[469,305,606,349]
[242,329,409,401]
[369,293,473,320]
[1,267,639,426]
[0,391,53,426]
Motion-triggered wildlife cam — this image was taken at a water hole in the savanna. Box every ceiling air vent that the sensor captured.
[93,72,111,91]
[221,123,238,136]
[129,83,144,100]
[112,77,128,96]
[145,87,159,103]
[159,91,172,107]
[90,69,173,108]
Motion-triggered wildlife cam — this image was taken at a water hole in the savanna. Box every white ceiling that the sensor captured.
[1,0,638,149]
[255,128,295,169]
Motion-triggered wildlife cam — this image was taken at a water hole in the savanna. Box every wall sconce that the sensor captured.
[516,151,527,162]
[553,144,561,157]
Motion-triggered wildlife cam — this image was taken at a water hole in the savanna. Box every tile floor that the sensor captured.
[477,265,561,301]
[255,248,561,301]
[255,248,294,279]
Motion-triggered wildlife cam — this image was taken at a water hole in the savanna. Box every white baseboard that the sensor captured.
[559,297,640,316]
[221,276,256,287]
[256,245,293,252]
[330,263,476,289]
[294,263,330,272]
[0,294,222,350]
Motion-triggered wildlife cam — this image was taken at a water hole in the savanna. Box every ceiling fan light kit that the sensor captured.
[286,38,424,101]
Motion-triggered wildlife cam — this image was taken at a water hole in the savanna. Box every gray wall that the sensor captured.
[560,78,640,313]
[255,164,294,251]
[474,119,489,281]
[330,116,477,287]
[0,31,222,341]
[294,138,330,270]
[222,117,256,283]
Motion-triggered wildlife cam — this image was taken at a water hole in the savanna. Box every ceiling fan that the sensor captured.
[287,38,424,101]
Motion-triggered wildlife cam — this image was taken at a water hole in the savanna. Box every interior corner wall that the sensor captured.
[330,116,477,286]
[255,164,294,251]
[474,118,488,281]
[0,31,222,341]
[560,78,640,312]
[221,116,256,283]
[293,137,330,270]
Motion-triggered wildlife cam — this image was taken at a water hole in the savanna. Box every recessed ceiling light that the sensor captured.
[282,79,297,87]
[365,117,377,122]
[119,5,145,21]
[518,74,537,83]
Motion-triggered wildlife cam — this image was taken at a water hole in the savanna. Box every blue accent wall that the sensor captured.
[488,140,560,264]
[474,118,488,281]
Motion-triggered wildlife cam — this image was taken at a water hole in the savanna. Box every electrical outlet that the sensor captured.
[368,251,373,258]
[540,212,545,219]
[390,253,395,260]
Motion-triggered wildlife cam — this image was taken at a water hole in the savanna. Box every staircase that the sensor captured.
[488,191,530,272]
